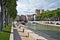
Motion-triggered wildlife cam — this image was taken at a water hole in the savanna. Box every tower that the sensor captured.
[35,9,40,15]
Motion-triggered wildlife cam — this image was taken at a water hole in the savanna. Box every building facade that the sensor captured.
[27,14,36,21]
[20,15,28,22]
[35,9,45,15]
[35,9,40,15]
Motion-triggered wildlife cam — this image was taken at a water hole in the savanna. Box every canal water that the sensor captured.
[25,22,60,40]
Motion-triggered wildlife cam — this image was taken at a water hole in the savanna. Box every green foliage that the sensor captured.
[0,24,11,40]
[37,8,60,21]
[6,0,17,19]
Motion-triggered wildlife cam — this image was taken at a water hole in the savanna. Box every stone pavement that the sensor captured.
[9,23,29,40]
[16,26,29,40]
[9,22,47,40]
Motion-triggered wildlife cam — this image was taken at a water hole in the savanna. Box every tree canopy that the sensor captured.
[6,0,17,19]
[36,8,60,21]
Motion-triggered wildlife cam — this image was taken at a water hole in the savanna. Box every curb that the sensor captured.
[9,25,14,40]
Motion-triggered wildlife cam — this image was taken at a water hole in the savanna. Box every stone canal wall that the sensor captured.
[29,21,60,27]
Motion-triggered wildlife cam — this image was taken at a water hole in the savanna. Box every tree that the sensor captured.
[0,0,17,31]
[36,8,60,21]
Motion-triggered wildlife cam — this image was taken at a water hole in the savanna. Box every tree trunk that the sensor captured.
[0,0,3,31]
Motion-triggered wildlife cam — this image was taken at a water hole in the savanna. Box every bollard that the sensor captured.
[23,28,24,32]
[19,26,21,29]
[27,32,29,37]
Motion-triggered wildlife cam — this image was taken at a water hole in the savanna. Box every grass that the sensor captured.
[0,24,11,40]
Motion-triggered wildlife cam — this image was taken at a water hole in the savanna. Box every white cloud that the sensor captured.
[17,0,60,15]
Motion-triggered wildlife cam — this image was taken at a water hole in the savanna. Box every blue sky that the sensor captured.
[16,0,60,15]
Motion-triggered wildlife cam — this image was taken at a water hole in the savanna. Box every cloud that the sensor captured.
[17,0,60,15]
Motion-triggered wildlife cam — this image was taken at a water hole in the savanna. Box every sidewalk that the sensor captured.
[16,26,29,40]
[9,24,29,40]
[9,22,47,40]
[16,24,47,40]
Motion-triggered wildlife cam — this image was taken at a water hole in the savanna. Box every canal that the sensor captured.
[24,22,60,40]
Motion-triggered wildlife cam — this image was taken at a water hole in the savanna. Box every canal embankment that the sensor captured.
[17,24,48,40]
[10,21,48,40]
[26,21,60,40]
[29,21,60,27]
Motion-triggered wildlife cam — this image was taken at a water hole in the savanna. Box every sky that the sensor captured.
[16,0,60,15]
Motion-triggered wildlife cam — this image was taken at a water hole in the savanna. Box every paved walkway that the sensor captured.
[10,22,48,40]
[9,23,29,40]
[13,28,21,40]
[16,26,29,40]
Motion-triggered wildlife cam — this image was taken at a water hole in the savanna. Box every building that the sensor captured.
[35,9,45,15]
[35,9,45,21]
[35,9,40,15]
[27,14,36,21]
[40,9,44,13]
[27,15,32,21]
[20,15,28,22]
[32,14,36,21]
[15,15,20,21]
